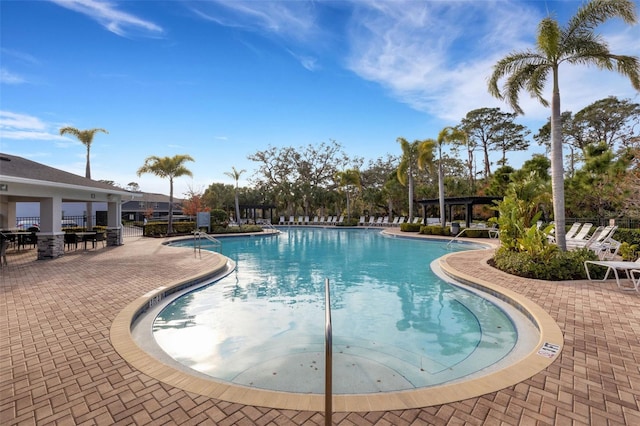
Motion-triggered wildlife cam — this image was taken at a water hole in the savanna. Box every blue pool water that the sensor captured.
[155,228,524,394]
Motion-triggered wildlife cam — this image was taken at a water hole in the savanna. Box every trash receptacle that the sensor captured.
[451,222,460,235]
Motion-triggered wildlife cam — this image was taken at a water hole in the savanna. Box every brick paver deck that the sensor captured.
[1,232,639,425]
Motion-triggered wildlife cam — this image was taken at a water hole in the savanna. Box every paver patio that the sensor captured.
[1,231,639,425]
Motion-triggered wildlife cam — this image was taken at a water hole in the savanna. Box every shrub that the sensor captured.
[492,247,597,280]
[210,209,228,225]
[400,223,421,232]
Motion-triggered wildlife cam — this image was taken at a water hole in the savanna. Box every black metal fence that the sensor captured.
[13,216,144,238]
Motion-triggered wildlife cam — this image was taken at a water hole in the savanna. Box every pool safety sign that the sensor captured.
[537,342,560,358]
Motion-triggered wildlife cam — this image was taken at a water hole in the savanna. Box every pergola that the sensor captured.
[417,196,502,228]
[0,153,138,259]
[239,203,277,224]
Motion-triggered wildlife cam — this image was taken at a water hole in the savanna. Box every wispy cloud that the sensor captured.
[0,68,26,85]
[0,111,68,142]
[49,0,163,37]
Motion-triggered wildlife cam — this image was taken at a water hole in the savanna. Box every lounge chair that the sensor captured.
[397,217,406,226]
[358,216,366,226]
[391,217,400,226]
[584,256,640,289]
[329,216,337,224]
[631,270,640,294]
[488,224,500,239]
[288,216,295,225]
[319,216,326,224]
[279,216,285,225]
[336,216,344,225]
[368,217,376,226]
[565,222,583,240]
[381,216,389,226]
[587,226,619,259]
[312,216,319,224]
[413,217,422,225]
[375,217,383,226]
[297,216,304,225]
[303,216,309,225]
[565,223,594,248]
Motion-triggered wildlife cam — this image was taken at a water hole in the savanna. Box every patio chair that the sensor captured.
[297,216,304,225]
[398,217,406,226]
[288,216,295,225]
[312,216,319,224]
[413,217,423,225]
[584,256,640,290]
[358,216,366,226]
[319,216,326,224]
[368,217,376,226]
[375,217,383,226]
[391,217,400,226]
[278,216,285,225]
[336,216,344,225]
[381,216,389,226]
[64,232,78,251]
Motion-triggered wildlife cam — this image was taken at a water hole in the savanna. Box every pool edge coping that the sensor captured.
[110,241,563,413]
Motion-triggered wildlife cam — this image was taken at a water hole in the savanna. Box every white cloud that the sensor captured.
[49,0,163,37]
[0,68,26,85]
[0,111,68,142]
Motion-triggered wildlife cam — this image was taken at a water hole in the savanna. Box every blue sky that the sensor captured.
[1,0,639,197]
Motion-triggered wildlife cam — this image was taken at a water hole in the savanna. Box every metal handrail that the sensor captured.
[324,278,332,426]
[193,231,222,255]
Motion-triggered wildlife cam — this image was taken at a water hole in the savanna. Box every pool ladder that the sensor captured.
[193,231,222,254]
[324,278,333,426]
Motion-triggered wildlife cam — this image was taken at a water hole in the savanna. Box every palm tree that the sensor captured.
[435,127,465,227]
[488,0,639,250]
[137,155,194,234]
[397,137,434,222]
[59,127,108,179]
[59,126,108,229]
[335,168,361,220]
[224,166,246,224]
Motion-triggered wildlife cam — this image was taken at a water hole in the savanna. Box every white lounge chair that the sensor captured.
[584,257,640,290]
[565,223,583,240]
[391,217,400,226]
[397,217,406,226]
[288,216,295,225]
[381,216,389,226]
[375,217,383,226]
[312,216,319,224]
[303,216,309,225]
[278,216,285,225]
[297,216,304,225]
[413,217,422,225]
[587,226,619,259]
[368,217,376,226]
[336,216,344,225]
[631,270,640,294]
[565,223,594,248]
[358,216,366,226]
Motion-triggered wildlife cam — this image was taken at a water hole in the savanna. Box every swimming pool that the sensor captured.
[150,228,538,394]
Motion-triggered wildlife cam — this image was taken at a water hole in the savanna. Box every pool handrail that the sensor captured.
[193,231,222,254]
[325,278,332,426]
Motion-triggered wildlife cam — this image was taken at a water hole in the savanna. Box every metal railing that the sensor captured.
[324,278,332,426]
[193,231,222,254]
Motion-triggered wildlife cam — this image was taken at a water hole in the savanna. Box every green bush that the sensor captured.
[492,247,597,280]
[420,225,452,236]
[400,223,421,232]
[612,228,640,247]
[144,221,196,236]
[210,209,228,225]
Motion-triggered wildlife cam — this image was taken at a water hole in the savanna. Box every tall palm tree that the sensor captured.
[488,0,639,250]
[435,127,465,227]
[137,155,194,234]
[397,137,434,222]
[224,166,246,224]
[335,168,361,220]
[59,126,108,229]
[59,127,108,179]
